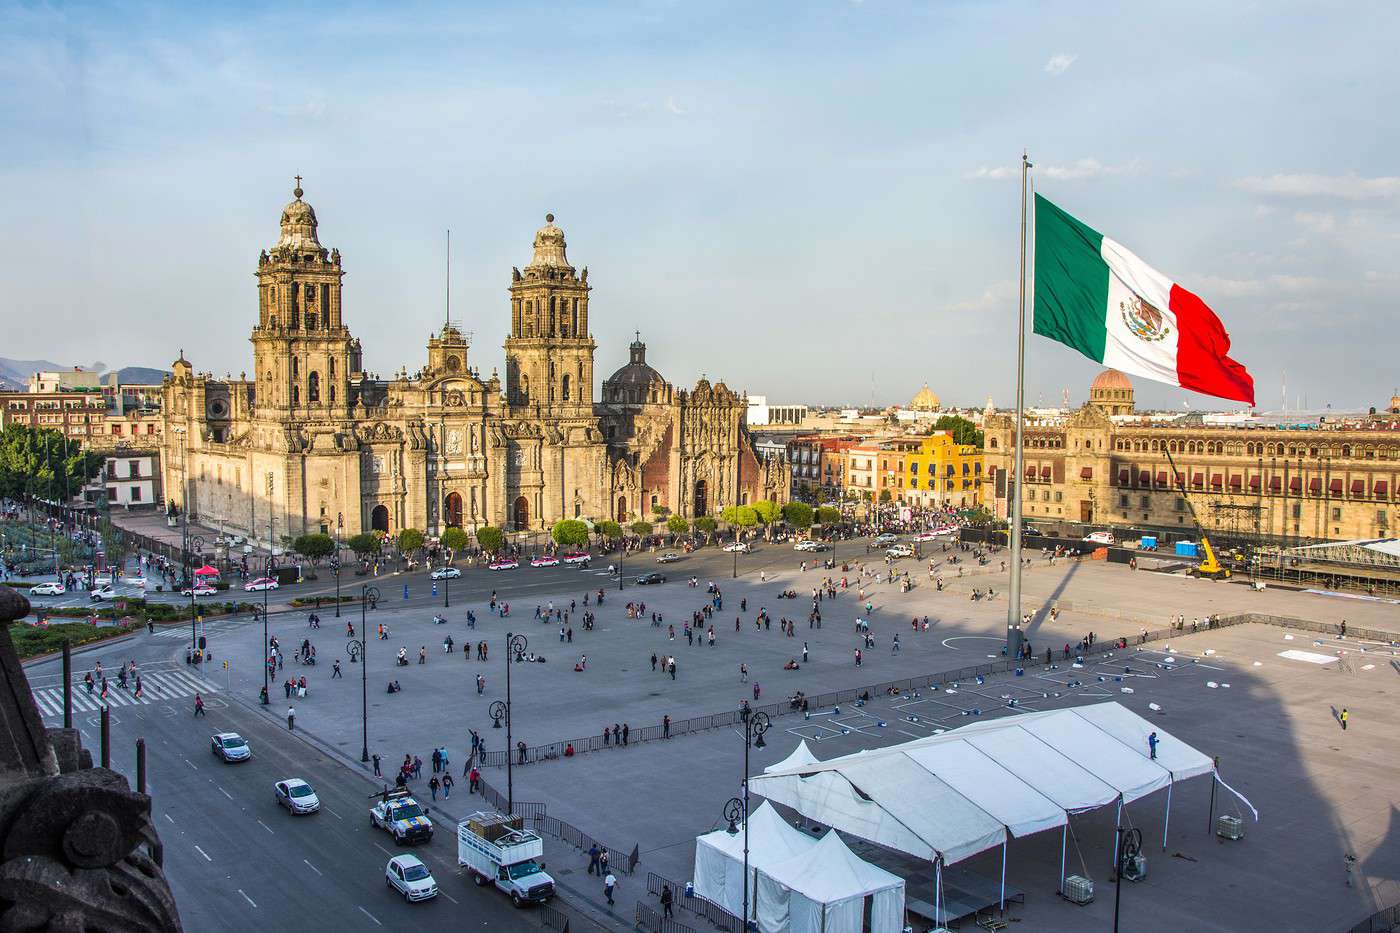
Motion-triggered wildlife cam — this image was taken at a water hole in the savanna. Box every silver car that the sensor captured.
[274,778,320,814]
[386,854,438,902]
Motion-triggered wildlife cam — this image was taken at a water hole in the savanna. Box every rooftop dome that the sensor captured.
[910,384,941,411]
[527,213,571,270]
[1090,368,1132,392]
[275,179,322,252]
[604,334,668,401]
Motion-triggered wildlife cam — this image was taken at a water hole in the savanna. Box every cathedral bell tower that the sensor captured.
[251,179,358,423]
[504,214,596,415]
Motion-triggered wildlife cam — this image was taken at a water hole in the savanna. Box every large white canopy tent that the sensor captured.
[750,703,1254,927]
[694,801,815,917]
[754,829,905,933]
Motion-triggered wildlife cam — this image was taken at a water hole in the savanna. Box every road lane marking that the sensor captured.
[238,889,257,908]
[184,758,198,770]
[218,786,233,800]
[256,819,274,834]
[163,813,175,824]
[303,858,322,876]
[193,845,212,861]
[358,906,382,926]
[323,806,342,820]
[373,843,393,857]
[440,891,459,904]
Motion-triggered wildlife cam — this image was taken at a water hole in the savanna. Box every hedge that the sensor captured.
[9,620,139,659]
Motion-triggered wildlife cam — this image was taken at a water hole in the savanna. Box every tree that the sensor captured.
[878,489,893,504]
[0,426,101,513]
[694,516,718,541]
[596,520,622,541]
[752,500,781,525]
[630,520,653,537]
[347,533,380,559]
[397,528,425,556]
[734,506,758,530]
[652,504,670,517]
[293,533,335,563]
[782,501,814,530]
[475,525,504,554]
[441,527,470,552]
[551,519,590,549]
[719,505,740,526]
[666,514,689,536]
[816,506,842,525]
[933,414,985,447]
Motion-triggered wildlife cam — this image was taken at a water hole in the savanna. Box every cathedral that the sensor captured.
[159,183,788,545]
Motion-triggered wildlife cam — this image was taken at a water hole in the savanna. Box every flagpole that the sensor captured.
[1007,151,1032,663]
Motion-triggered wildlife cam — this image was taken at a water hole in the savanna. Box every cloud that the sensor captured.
[1235,173,1400,201]
[964,158,1138,182]
[1193,274,1326,299]
[1043,53,1077,77]
[665,96,686,116]
[1292,210,1336,234]
[947,280,1018,313]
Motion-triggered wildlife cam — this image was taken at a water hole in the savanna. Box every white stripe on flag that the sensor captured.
[1100,235,1181,388]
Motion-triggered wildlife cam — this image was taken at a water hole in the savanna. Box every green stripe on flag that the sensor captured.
[1033,194,1110,362]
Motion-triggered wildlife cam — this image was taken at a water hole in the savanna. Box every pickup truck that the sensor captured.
[458,812,556,908]
[370,788,435,845]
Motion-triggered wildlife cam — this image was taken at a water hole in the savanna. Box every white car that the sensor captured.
[886,545,914,559]
[1083,531,1115,546]
[873,533,898,546]
[90,586,117,600]
[794,540,819,551]
[561,552,591,565]
[273,778,321,815]
[243,577,280,592]
[211,732,251,762]
[723,542,751,553]
[529,556,560,568]
[90,575,112,587]
[488,559,519,571]
[385,854,437,902]
[29,582,64,596]
[429,567,461,580]
[181,584,217,597]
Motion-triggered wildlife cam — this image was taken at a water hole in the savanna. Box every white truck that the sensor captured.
[457,812,556,908]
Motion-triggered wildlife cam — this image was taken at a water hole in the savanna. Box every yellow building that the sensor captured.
[905,432,983,509]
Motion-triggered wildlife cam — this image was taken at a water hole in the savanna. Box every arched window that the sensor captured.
[562,373,571,401]
[291,357,299,377]
[291,385,299,406]
[329,357,336,377]
[549,297,556,334]
[308,371,320,402]
[572,299,579,336]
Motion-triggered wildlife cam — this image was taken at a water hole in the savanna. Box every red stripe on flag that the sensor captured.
[1168,284,1255,404]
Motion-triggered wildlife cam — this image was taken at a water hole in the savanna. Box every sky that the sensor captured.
[1,0,1397,412]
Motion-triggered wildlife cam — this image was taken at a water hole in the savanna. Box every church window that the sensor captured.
[292,385,299,406]
[549,296,556,334]
[330,384,336,403]
[521,375,529,404]
[305,311,317,330]
[329,358,336,377]
[292,283,299,312]
[572,299,579,335]
[291,358,299,377]
[309,372,320,402]
[321,283,330,313]
[562,374,571,401]
[305,283,315,303]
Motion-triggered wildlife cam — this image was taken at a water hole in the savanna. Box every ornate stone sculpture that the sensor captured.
[0,587,182,931]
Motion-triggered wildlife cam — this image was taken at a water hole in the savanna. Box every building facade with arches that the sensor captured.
[159,185,787,546]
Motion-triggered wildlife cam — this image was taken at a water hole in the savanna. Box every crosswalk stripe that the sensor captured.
[32,692,58,717]
[31,668,220,718]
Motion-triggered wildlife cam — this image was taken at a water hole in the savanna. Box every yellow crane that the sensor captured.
[1163,449,1231,580]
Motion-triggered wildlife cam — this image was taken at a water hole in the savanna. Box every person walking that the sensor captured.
[332,658,343,678]
[802,642,809,663]
[1341,707,1349,731]
[468,765,480,793]
[587,843,601,875]
[661,883,674,918]
[428,776,440,800]
[413,755,423,779]
[740,663,749,683]
[599,849,610,877]
[663,714,671,738]
[287,705,295,731]
[442,772,453,798]
[193,693,206,717]
[431,748,442,773]
[603,870,617,906]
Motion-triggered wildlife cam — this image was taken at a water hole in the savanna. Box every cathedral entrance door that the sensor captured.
[616,497,627,522]
[371,504,389,533]
[693,480,707,518]
[513,496,530,531]
[444,492,463,528]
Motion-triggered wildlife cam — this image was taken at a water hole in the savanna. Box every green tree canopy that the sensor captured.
[752,500,781,524]
[475,525,504,554]
[397,528,425,555]
[878,489,893,503]
[694,516,718,537]
[933,414,985,447]
[816,506,842,525]
[0,426,101,506]
[630,520,654,536]
[719,505,740,525]
[551,519,590,549]
[734,506,758,528]
[347,533,380,558]
[596,520,622,541]
[292,533,335,562]
[666,514,689,535]
[652,503,670,517]
[441,527,470,552]
[782,501,814,530]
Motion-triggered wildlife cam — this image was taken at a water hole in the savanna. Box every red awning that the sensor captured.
[1156,471,1168,486]
[1080,467,1093,480]
[1118,469,1130,485]
[1330,479,1344,495]
[1040,466,1052,479]
[1309,478,1322,494]
[194,565,220,576]
[1290,477,1302,493]
[1249,476,1261,490]
[1270,477,1282,492]
[1229,475,1242,488]
[1192,473,1204,487]
[1376,480,1389,496]
[1138,471,1151,485]
[1211,474,1223,488]
[1351,480,1366,495]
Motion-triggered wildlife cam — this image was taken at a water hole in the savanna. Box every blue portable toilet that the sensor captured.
[1175,541,1199,558]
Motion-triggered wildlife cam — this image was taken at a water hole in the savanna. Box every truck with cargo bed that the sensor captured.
[457,812,555,907]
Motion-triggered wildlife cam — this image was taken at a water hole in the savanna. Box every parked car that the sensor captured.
[886,545,914,559]
[723,542,751,553]
[211,732,251,762]
[29,582,64,596]
[488,559,519,571]
[273,778,321,814]
[243,577,280,592]
[656,553,682,563]
[635,572,667,585]
[561,552,591,565]
[429,567,461,580]
[386,854,438,902]
[89,586,117,600]
[181,584,217,597]
[873,533,898,546]
[529,556,560,568]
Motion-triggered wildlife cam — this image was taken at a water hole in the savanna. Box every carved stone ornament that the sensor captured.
[0,587,183,931]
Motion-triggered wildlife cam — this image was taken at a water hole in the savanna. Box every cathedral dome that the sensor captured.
[603,334,668,403]
[1090,368,1132,392]
[910,383,941,411]
[275,179,322,252]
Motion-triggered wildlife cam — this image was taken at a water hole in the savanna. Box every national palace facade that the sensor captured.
[159,183,787,543]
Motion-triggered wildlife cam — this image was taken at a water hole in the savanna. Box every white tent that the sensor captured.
[750,703,1245,925]
[755,830,905,933]
[764,739,819,774]
[694,801,815,917]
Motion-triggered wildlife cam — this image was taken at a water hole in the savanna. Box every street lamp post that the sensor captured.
[185,533,205,662]
[349,584,380,764]
[490,631,529,814]
[724,707,769,929]
[330,554,342,618]
[260,553,274,702]
[617,534,624,591]
[443,554,451,609]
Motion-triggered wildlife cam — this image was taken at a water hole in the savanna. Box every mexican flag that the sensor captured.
[1033,194,1255,405]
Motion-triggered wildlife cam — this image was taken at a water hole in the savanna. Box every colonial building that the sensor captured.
[984,369,1400,542]
[159,184,786,544]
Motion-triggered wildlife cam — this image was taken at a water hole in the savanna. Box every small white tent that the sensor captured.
[755,829,905,933]
[764,739,819,774]
[694,801,815,917]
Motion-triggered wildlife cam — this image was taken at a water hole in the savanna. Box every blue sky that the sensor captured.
[2,0,1396,411]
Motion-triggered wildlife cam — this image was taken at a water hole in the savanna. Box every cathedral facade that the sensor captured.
[159,184,787,545]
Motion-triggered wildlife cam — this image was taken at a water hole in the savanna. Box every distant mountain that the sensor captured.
[0,358,169,391]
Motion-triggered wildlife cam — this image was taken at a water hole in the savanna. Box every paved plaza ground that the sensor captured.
[160,547,1400,930]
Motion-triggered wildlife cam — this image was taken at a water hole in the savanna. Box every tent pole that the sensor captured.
[999,840,1007,912]
[1058,823,1067,894]
[1207,761,1219,833]
[1162,782,1173,851]
[935,855,943,929]
[1111,796,1122,874]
